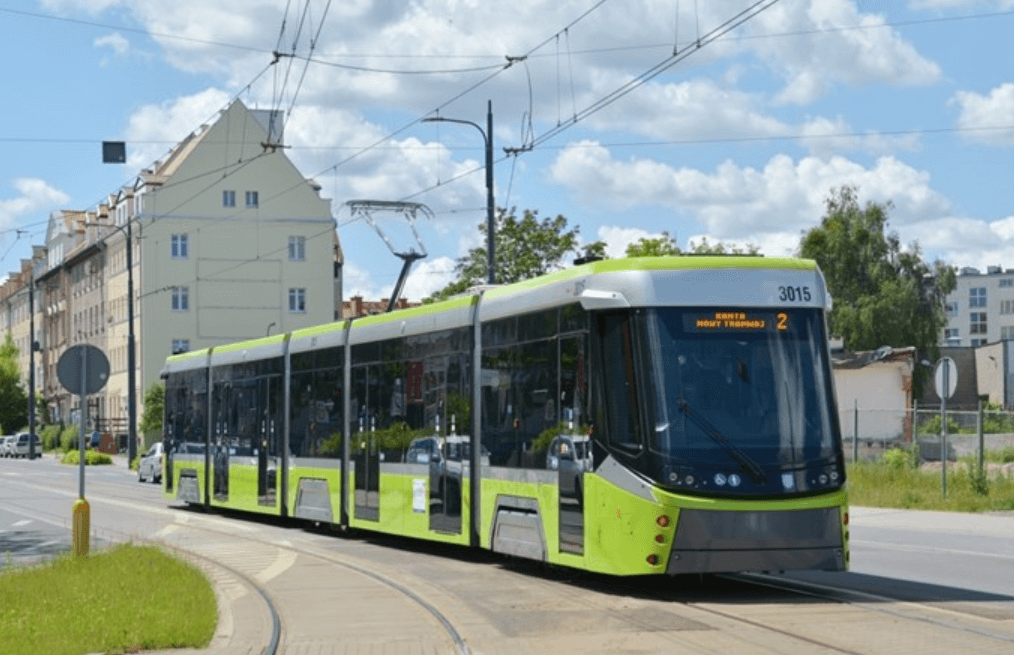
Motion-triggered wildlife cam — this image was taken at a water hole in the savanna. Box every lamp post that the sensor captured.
[86,219,137,467]
[423,100,496,284]
[28,268,37,460]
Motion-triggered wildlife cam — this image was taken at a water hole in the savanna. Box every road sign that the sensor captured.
[934,356,958,401]
[57,345,110,395]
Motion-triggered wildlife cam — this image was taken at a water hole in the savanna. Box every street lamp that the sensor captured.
[423,100,496,285]
[86,218,137,467]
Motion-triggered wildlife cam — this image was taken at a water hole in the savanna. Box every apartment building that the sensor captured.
[2,100,340,445]
[941,265,1014,347]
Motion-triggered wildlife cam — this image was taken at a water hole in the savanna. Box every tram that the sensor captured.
[161,256,849,576]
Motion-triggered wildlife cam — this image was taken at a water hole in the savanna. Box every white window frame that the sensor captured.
[288,236,306,261]
[223,190,236,207]
[970,287,987,308]
[288,288,306,313]
[171,234,188,260]
[245,190,259,208]
[171,286,190,312]
[171,339,190,354]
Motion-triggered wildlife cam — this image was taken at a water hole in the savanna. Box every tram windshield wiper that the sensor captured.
[677,400,767,485]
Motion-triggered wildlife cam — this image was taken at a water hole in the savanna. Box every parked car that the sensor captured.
[11,432,39,459]
[138,442,164,483]
[0,435,15,457]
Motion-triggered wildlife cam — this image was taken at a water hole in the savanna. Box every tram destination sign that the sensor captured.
[685,310,790,333]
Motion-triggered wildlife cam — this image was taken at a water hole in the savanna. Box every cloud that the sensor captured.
[124,88,233,169]
[749,0,941,105]
[94,32,129,56]
[952,83,1014,145]
[550,142,951,239]
[0,178,71,231]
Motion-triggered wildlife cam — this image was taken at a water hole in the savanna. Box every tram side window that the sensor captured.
[289,347,344,459]
[598,313,644,453]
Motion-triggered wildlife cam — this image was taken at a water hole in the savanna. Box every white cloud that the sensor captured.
[952,83,1014,145]
[0,178,71,232]
[94,32,129,56]
[596,226,662,258]
[750,0,941,105]
[550,143,950,239]
[124,88,233,169]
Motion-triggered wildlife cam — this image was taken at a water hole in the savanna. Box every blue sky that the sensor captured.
[1,0,1013,302]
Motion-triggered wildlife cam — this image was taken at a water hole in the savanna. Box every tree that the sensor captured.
[800,186,956,392]
[139,381,165,437]
[427,208,590,301]
[625,231,681,257]
[0,333,28,433]
[687,236,760,256]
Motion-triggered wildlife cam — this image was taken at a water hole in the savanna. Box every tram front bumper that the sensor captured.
[667,507,846,574]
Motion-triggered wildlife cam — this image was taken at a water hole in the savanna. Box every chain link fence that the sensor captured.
[840,403,1014,466]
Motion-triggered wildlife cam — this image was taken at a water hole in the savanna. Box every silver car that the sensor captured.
[138,442,164,483]
[0,435,15,457]
[11,432,39,459]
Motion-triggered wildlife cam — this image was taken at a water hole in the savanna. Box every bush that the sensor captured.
[61,450,113,465]
[59,425,80,452]
[918,414,961,435]
[39,424,62,451]
[881,444,919,470]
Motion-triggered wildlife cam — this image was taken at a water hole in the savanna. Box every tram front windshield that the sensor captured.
[609,307,842,494]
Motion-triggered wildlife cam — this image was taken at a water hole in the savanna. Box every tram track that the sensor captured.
[7,467,1014,654]
[2,472,472,655]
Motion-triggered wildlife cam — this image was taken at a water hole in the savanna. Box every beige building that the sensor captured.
[3,100,340,448]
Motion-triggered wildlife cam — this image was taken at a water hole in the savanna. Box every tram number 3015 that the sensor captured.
[778,285,812,303]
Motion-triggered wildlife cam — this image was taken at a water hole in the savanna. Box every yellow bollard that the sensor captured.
[72,498,90,556]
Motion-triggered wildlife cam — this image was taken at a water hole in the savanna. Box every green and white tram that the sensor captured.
[161,256,849,576]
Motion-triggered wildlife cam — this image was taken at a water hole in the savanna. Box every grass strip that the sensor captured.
[0,543,216,655]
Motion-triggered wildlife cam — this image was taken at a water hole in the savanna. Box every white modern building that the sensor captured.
[941,265,1014,347]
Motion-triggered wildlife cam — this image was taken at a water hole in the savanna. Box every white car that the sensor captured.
[0,435,14,457]
[138,442,164,483]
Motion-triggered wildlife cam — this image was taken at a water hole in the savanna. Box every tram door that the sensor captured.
[257,376,280,507]
[352,366,380,521]
[558,335,586,554]
[213,382,231,501]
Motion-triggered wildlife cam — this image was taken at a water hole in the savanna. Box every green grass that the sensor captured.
[0,543,216,655]
[847,460,1014,512]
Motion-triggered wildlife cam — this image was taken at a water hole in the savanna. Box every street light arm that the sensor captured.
[421,100,496,284]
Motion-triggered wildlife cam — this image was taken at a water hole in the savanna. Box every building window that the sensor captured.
[245,191,259,208]
[970,311,987,335]
[945,301,959,317]
[1002,300,1014,315]
[171,286,189,311]
[223,190,236,207]
[171,234,188,259]
[288,236,305,261]
[945,327,960,341]
[1002,326,1014,341]
[972,338,988,347]
[1001,278,1014,287]
[172,339,190,354]
[288,288,306,313]
[970,287,987,308]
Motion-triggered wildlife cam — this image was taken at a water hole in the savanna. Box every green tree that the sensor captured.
[427,208,588,301]
[0,333,28,433]
[800,186,956,393]
[139,381,165,436]
[625,231,681,257]
[687,236,760,255]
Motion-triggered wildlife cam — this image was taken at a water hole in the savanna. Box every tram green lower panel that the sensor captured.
[207,464,282,516]
[347,472,470,546]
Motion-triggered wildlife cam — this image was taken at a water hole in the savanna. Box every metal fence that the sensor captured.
[839,402,1014,464]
